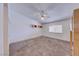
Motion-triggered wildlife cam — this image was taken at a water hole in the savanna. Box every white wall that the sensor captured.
[42,19,71,41]
[0,4,3,55]
[9,9,71,44]
[9,9,42,44]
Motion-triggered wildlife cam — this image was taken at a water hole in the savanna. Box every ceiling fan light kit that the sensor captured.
[41,16,45,20]
[39,10,49,20]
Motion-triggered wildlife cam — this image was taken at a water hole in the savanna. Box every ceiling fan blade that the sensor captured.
[33,10,50,20]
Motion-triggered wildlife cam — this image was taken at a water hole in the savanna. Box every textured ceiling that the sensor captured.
[8,3,79,24]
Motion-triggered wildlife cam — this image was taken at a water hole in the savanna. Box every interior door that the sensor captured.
[73,9,79,56]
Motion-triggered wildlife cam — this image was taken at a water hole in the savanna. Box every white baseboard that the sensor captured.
[9,33,42,44]
[43,35,70,42]
[9,33,69,44]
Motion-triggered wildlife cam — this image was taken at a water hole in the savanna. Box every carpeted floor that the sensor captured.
[9,36,70,56]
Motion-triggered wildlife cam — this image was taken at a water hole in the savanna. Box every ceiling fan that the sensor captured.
[40,10,50,20]
[35,10,50,20]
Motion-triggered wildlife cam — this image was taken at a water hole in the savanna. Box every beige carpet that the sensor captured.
[9,36,70,56]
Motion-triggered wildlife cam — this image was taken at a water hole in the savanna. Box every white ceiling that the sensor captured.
[8,3,79,24]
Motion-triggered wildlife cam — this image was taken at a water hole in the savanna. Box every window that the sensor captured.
[49,25,63,33]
